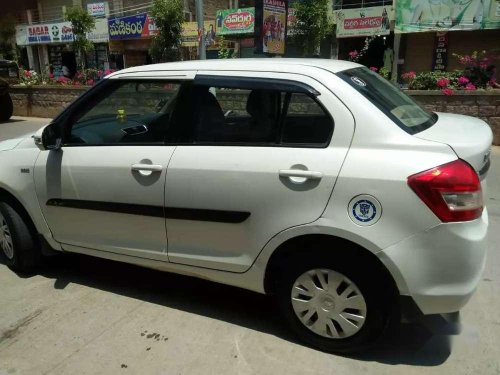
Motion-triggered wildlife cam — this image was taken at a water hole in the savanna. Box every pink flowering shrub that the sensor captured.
[454,50,498,88]
[436,78,450,88]
[348,50,359,61]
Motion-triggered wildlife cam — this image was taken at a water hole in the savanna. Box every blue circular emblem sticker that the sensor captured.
[348,195,382,226]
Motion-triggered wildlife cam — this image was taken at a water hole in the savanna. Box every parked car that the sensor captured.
[0,78,13,121]
[0,59,492,353]
[0,59,19,84]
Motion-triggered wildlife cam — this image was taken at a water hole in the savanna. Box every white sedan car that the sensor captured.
[0,59,492,353]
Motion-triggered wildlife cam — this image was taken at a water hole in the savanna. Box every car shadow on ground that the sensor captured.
[4,253,453,366]
[0,119,25,124]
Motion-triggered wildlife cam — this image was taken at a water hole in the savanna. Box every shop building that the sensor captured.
[332,0,500,80]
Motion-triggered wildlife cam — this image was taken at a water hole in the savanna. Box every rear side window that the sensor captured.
[192,83,333,147]
[337,67,437,134]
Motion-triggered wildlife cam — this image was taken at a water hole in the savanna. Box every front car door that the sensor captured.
[34,73,194,260]
[164,71,355,272]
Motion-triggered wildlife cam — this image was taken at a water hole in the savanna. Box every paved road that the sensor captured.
[1,118,499,375]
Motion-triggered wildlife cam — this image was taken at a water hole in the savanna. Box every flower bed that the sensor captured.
[19,68,115,87]
[400,51,499,95]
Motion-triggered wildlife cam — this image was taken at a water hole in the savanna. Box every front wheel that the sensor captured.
[0,201,41,273]
[276,257,391,353]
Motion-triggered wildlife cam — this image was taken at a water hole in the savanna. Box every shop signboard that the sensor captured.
[182,21,215,47]
[87,18,109,43]
[334,6,393,38]
[432,32,448,71]
[287,7,297,35]
[87,2,107,18]
[395,0,500,32]
[216,7,255,35]
[256,0,288,55]
[108,13,158,40]
[16,20,109,45]
[17,22,75,45]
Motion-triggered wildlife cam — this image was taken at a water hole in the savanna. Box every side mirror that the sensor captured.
[34,123,62,151]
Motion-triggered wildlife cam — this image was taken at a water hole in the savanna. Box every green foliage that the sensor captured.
[0,14,17,60]
[65,7,96,69]
[149,0,184,62]
[292,0,332,57]
[218,36,234,59]
[378,67,390,80]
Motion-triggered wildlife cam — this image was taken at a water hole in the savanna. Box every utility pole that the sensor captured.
[195,0,206,60]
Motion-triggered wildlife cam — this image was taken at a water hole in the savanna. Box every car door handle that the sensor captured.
[131,164,163,172]
[279,170,323,180]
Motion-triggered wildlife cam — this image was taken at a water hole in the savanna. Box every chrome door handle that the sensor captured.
[279,170,323,180]
[131,164,163,172]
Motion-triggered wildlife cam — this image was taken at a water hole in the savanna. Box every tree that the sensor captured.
[292,0,332,57]
[149,0,184,62]
[65,6,96,69]
[0,14,16,60]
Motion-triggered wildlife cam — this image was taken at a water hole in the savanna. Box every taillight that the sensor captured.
[407,159,483,222]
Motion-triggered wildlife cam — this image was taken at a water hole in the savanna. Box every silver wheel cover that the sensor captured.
[0,212,14,260]
[291,268,367,339]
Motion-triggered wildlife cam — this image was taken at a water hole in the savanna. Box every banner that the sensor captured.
[395,0,500,32]
[108,13,157,40]
[216,8,255,35]
[334,6,393,38]
[258,0,288,55]
[181,21,215,47]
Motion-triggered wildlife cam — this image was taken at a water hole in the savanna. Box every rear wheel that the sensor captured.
[0,94,13,122]
[276,254,392,353]
[0,201,41,273]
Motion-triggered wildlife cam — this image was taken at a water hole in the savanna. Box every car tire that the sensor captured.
[0,94,13,122]
[275,252,392,353]
[0,201,41,273]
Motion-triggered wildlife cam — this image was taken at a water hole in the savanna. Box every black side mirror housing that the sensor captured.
[38,123,62,150]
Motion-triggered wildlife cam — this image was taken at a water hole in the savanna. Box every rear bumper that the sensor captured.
[378,208,488,315]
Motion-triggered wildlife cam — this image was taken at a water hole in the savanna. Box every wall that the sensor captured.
[9,85,500,145]
[10,85,86,118]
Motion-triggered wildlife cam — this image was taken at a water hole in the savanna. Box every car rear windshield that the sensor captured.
[337,67,437,134]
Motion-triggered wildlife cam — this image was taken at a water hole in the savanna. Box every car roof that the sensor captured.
[107,58,362,78]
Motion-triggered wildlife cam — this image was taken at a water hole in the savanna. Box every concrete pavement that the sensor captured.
[0,118,499,375]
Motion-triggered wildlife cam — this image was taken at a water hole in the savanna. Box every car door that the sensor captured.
[165,71,355,272]
[34,74,194,260]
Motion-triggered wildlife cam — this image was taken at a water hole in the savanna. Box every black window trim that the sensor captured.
[194,75,321,97]
[57,78,190,147]
[189,76,334,149]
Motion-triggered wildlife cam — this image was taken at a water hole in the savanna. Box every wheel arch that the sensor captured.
[263,234,400,300]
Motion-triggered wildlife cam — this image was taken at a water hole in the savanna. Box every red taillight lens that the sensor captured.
[408,159,483,222]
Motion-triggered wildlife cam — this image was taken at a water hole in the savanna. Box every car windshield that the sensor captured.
[337,67,437,134]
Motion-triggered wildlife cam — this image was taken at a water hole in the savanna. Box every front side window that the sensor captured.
[337,67,437,134]
[66,80,184,145]
[192,83,333,147]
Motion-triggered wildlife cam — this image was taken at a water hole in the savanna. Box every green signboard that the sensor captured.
[216,7,255,35]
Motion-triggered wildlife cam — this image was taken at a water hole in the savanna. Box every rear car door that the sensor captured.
[34,74,194,260]
[165,71,355,272]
